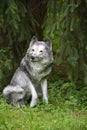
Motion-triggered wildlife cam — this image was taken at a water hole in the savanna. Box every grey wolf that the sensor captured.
[3,36,53,107]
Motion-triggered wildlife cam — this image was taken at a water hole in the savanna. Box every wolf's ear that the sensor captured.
[30,36,38,47]
[46,40,52,51]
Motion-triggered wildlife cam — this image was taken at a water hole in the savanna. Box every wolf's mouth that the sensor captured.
[31,59,42,62]
[30,58,42,62]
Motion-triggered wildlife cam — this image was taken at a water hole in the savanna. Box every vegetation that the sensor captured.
[0,0,87,129]
[0,91,87,130]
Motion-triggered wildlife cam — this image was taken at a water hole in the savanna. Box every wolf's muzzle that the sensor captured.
[31,56,35,60]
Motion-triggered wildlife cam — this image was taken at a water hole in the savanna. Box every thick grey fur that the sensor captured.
[3,36,53,107]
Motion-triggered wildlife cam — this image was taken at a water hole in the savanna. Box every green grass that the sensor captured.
[0,99,87,130]
[0,81,87,130]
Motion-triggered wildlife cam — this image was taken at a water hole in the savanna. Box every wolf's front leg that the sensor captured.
[41,79,48,104]
[29,81,38,107]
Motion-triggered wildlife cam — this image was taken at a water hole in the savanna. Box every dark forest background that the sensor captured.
[0,0,87,107]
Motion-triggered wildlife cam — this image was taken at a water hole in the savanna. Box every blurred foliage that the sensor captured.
[0,48,13,91]
[44,0,87,86]
[49,80,87,109]
[44,0,87,107]
[0,0,32,91]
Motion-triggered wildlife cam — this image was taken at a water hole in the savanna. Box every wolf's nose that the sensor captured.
[31,56,35,60]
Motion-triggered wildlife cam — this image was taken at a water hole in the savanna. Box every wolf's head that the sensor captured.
[26,36,53,65]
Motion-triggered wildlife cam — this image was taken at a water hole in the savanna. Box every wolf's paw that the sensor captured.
[30,96,38,107]
[43,98,48,104]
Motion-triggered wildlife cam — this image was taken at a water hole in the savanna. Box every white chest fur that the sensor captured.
[29,61,51,82]
[29,62,44,81]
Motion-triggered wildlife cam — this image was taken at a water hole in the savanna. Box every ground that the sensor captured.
[0,96,87,130]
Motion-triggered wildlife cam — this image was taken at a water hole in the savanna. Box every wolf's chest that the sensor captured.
[30,66,44,81]
[29,64,51,83]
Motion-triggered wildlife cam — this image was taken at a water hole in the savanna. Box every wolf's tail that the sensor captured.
[3,85,13,102]
[3,85,24,103]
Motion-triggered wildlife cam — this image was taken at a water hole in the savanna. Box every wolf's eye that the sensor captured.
[40,50,43,52]
[32,49,34,51]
